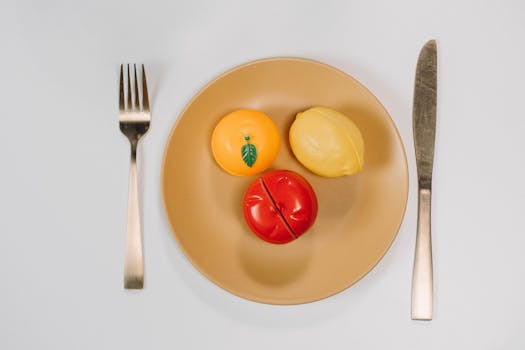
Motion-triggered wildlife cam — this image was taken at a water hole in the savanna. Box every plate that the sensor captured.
[161,58,408,304]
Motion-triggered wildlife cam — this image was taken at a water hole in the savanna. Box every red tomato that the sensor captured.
[243,170,318,244]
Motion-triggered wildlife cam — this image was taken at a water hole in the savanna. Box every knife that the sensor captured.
[411,40,437,321]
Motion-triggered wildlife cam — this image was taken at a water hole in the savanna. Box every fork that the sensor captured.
[119,64,150,289]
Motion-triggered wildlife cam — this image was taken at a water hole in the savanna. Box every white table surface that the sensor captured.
[2,0,525,348]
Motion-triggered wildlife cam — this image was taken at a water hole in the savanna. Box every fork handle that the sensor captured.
[411,187,433,320]
[124,143,144,289]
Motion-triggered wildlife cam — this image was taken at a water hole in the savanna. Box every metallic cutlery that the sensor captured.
[119,64,150,289]
[411,40,437,320]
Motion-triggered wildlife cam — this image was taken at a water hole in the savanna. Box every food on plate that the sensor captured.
[211,109,280,176]
[289,106,364,177]
[243,169,318,244]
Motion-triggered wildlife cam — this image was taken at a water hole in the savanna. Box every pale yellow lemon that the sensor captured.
[211,109,280,176]
[289,106,364,177]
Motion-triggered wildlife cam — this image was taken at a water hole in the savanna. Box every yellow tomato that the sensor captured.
[211,109,280,176]
[289,106,364,177]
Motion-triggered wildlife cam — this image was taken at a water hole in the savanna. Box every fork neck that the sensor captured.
[130,140,138,161]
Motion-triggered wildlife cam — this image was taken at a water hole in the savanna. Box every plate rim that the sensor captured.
[161,56,409,304]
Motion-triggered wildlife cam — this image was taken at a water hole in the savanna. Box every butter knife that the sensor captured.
[411,40,437,320]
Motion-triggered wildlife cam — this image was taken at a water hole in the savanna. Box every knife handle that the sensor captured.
[411,187,433,320]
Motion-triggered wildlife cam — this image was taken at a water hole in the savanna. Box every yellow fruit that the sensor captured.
[211,109,280,176]
[289,106,364,177]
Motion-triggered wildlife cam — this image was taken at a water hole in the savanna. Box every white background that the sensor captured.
[2,0,525,349]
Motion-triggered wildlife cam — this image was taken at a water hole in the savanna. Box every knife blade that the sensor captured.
[411,40,437,321]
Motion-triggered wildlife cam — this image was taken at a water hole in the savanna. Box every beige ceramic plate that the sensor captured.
[162,58,408,304]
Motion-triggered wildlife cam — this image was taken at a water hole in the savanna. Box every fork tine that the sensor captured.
[119,64,124,112]
[127,64,132,111]
[141,64,150,113]
[133,64,140,111]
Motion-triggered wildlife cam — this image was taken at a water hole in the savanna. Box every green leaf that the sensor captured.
[241,138,257,167]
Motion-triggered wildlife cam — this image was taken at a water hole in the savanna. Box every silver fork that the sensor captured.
[119,64,150,289]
